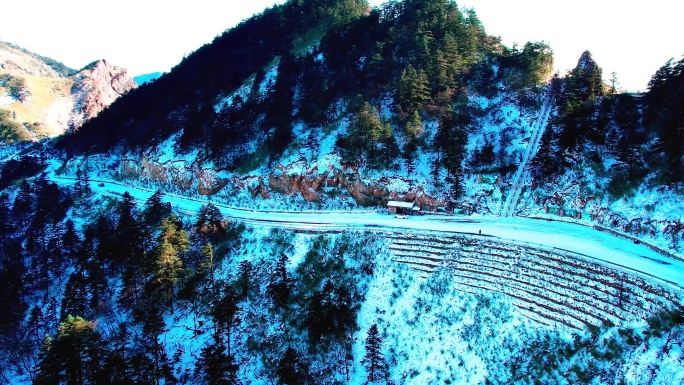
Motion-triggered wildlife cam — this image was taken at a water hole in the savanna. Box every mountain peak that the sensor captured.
[1,40,136,139]
[70,58,137,128]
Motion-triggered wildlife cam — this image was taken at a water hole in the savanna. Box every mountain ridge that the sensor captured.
[0,43,137,141]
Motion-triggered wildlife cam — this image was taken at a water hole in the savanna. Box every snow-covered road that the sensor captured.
[51,176,684,293]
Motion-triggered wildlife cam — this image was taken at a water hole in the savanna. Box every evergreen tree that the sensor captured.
[151,215,189,311]
[34,315,107,385]
[0,257,27,334]
[143,190,172,227]
[113,192,145,269]
[12,179,33,236]
[197,332,239,385]
[131,304,175,385]
[195,202,225,243]
[60,272,89,321]
[434,111,467,198]
[61,219,80,263]
[266,254,290,310]
[362,324,387,383]
[0,192,13,239]
[306,280,356,342]
[404,110,423,139]
[211,288,239,356]
[645,56,684,188]
[268,52,296,155]
[198,243,215,284]
[235,260,253,299]
[100,323,133,385]
[395,65,430,116]
[85,253,107,315]
[276,347,308,385]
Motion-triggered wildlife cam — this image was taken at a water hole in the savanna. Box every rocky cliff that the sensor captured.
[0,42,137,140]
[70,59,138,128]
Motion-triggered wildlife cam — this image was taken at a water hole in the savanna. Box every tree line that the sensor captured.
[533,52,684,197]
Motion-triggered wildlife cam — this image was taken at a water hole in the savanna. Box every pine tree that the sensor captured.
[100,322,133,385]
[113,192,145,269]
[198,243,215,284]
[235,260,253,299]
[12,179,33,236]
[197,332,239,385]
[276,347,308,385]
[211,288,239,356]
[195,202,225,243]
[0,257,27,334]
[143,189,172,227]
[0,193,12,240]
[34,315,107,385]
[395,65,430,116]
[645,56,684,188]
[60,272,89,321]
[362,324,387,383]
[61,219,80,262]
[268,52,296,155]
[266,254,290,310]
[151,216,188,311]
[404,110,423,138]
[132,304,176,385]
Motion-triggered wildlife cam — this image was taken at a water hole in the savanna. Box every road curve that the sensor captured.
[51,176,684,292]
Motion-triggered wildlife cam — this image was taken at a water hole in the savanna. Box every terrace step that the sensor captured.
[385,233,682,331]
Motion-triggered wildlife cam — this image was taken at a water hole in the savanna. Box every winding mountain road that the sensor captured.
[50,175,684,293]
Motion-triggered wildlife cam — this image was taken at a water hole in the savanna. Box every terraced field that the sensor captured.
[387,232,681,330]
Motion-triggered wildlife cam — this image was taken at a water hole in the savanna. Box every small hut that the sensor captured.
[387,200,416,214]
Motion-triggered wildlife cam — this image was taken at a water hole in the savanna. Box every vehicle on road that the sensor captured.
[98,182,105,187]
[395,214,408,219]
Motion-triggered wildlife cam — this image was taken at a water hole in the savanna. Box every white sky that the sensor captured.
[1,0,682,92]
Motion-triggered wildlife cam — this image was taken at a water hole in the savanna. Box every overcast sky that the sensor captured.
[1,0,681,92]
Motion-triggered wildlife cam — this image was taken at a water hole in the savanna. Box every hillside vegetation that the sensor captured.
[0,176,682,384]
[525,52,684,249]
[1,0,684,383]
[59,0,553,198]
[45,0,684,248]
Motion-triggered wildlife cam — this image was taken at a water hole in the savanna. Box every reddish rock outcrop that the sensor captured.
[71,59,137,128]
[116,154,448,208]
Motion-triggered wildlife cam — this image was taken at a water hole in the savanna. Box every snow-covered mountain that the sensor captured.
[1,0,683,384]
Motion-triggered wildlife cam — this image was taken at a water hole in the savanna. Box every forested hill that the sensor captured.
[57,0,370,152]
[58,0,552,179]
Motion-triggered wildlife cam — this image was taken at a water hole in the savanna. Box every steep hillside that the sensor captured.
[49,0,684,251]
[57,0,552,209]
[1,0,683,382]
[0,42,137,142]
[518,52,684,251]
[0,176,681,384]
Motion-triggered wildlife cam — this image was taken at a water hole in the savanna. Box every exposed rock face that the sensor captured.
[112,153,447,208]
[70,59,137,129]
[1,42,137,137]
